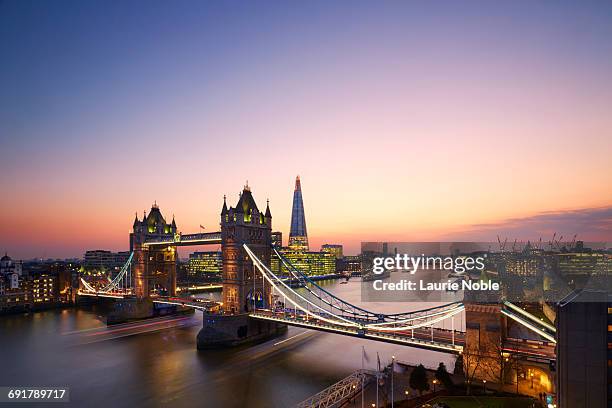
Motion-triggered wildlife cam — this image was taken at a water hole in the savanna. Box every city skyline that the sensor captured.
[3,178,610,260]
[1,1,612,258]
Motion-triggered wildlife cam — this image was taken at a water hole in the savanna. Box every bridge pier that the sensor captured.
[197,314,286,349]
[106,297,194,325]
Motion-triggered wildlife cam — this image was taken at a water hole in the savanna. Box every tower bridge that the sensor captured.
[78,183,557,373]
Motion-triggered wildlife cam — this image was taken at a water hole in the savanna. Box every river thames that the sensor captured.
[0,279,462,407]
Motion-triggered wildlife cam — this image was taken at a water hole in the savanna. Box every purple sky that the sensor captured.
[1,1,611,258]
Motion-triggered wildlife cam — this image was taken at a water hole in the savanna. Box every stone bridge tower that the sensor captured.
[197,184,284,349]
[220,184,272,314]
[130,203,178,298]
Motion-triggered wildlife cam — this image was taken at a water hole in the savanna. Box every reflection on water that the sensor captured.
[0,279,462,408]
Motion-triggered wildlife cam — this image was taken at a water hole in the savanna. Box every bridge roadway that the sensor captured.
[77,293,555,361]
[151,296,220,311]
[77,291,221,311]
[249,309,465,353]
[502,337,556,362]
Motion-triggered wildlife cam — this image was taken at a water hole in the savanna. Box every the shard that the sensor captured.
[288,176,308,251]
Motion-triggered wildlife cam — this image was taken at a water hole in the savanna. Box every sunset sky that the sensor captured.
[1,1,611,258]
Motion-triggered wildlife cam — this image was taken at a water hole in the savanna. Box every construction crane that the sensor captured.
[497,236,508,252]
[570,234,577,250]
[549,233,557,251]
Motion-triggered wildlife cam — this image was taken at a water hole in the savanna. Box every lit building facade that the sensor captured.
[277,248,336,276]
[321,244,343,259]
[272,231,283,248]
[339,255,362,273]
[84,250,133,271]
[0,254,28,310]
[1,254,75,313]
[31,273,58,304]
[187,251,222,279]
[84,250,115,270]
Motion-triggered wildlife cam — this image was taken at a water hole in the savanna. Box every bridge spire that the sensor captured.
[221,195,228,215]
[265,199,271,218]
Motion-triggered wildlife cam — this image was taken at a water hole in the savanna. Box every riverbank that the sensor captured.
[0,301,74,316]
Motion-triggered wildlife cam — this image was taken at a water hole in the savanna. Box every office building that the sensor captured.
[278,248,336,276]
[272,231,283,248]
[321,244,343,259]
[187,251,222,280]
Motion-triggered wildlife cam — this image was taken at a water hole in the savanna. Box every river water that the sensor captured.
[0,279,462,408]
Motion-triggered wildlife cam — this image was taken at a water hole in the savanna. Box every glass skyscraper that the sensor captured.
[275,176,336,277]
[288,176,308,251]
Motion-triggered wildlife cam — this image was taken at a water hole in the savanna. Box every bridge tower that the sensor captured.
[198,184,285,348]
[130,203,178,298]
[220,184,272,314]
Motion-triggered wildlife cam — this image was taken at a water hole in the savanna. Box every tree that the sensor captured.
[409,364,430,395]
[506,354,523,395]
[481,340,511,392]
[435,362,454,390]
[461,344,483,395]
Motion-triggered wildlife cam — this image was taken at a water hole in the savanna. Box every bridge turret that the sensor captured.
[265,199,272,225]
[221,195,228,218]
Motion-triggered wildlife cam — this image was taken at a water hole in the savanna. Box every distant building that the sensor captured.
[321,244,343,259]
[0,277,30,310]
[555,251,611,289]
[0,253,25,303]
[288,176,308,251]
[272,231,283,248]
[338,255,362,273]
[1,255,75,313]
[30,272,58,304]
[0,253,22,277]
[187,251,222,280]
[278,248,336,276]
[504,256,543,277]
[115,251,131,267]
[273,176,336,276]
[84,250,130,270]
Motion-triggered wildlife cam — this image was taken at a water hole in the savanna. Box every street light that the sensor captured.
[391,356,396,408]
[483,379,487,393]
[432,379,438,392]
